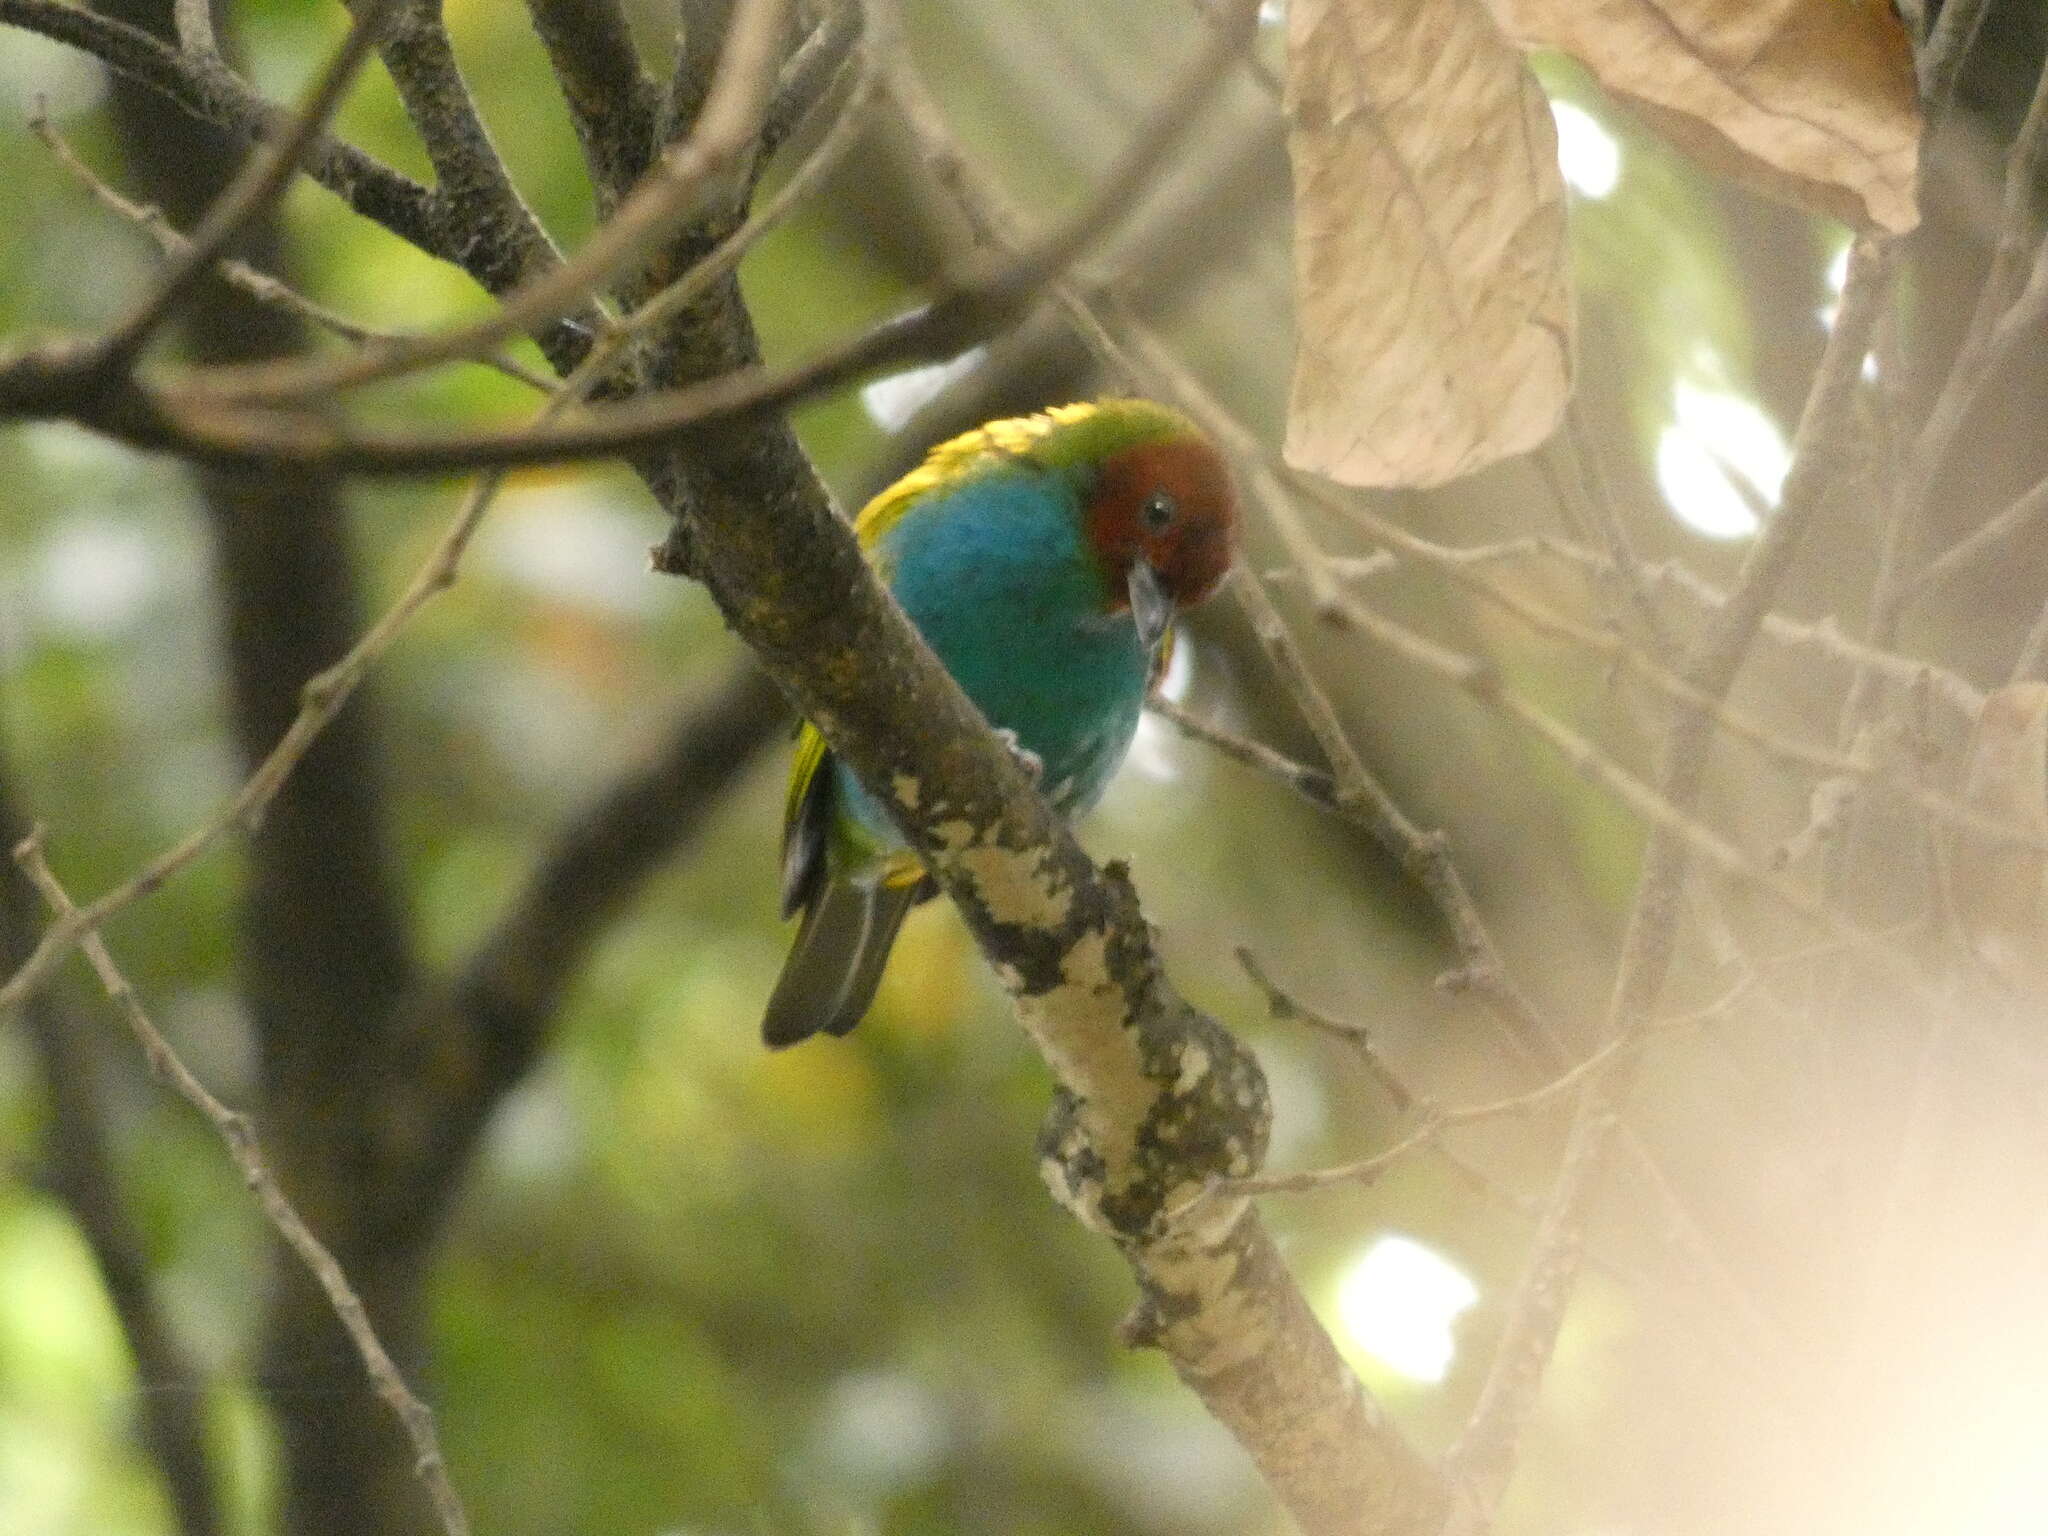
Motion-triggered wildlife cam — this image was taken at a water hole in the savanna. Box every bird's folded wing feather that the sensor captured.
[781,403,1104,907]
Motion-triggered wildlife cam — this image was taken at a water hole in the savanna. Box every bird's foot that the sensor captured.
[994,727,1045,785]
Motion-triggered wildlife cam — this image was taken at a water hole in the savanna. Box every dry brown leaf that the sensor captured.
[1951,683,2048,992]
[1493,0,1920,234]
[1284,0,1573,489]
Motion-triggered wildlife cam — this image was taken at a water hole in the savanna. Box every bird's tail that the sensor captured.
[761,878,922,1047]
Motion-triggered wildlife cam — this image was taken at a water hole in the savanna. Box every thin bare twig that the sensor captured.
[1448,237,1898,1515]
[29,107,556,395]
[0,0,446,260]
[90,0,401,376]
[1548,419,1674,649]
[759,0,863,161]
[0,771,221,1536]
[13,832,470,1536]
[1913,467,2048,598]
[198,0,795,403]
[1226,572,1558,1064]
[3,0,1256,480]
[1318,581,1935,992]
[1332,536,1987,717]
[0,336,617,1026]
[1148,697,1342,820]
[1638,561,1987,716]
[1227,1042,1625,1200]
[1316,500,2039,850]
[1318,536,1990,720]
[1224,977,1753,1199]
[1237,947,1413,1111]
[607,7,880,375]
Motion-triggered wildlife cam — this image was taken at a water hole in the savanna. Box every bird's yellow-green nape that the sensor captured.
[852,398,1214,556]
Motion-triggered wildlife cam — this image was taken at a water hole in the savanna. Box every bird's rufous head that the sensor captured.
[1082,426,1239,627]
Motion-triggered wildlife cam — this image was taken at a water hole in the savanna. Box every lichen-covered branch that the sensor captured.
[629,9,1448,1529]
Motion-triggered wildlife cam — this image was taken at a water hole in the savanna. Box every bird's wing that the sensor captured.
[782,720,930,914]
[780,722,835,919]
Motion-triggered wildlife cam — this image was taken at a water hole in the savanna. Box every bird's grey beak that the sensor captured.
[1128,559,1173,654]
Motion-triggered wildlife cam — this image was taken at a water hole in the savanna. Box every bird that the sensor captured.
[761,397,1240,1047]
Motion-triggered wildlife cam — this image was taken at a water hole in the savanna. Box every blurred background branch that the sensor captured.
[0,737,223,1536]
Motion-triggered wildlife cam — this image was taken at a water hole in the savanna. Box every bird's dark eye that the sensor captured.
[1140,490,1177,531]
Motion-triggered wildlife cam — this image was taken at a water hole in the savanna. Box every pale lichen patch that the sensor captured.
[929,817,981,854]
[890,772,921,812]
[1151,1241,1273,1377]
[1018,930,1149,1174]
[956,842,1073,929]
[1038,1115,1111,1231]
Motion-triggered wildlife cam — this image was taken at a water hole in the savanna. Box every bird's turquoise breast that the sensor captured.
[835,465,1150,852]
